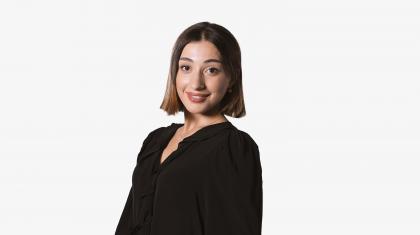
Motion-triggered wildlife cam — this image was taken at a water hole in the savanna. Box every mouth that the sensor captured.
[186,92,210,103]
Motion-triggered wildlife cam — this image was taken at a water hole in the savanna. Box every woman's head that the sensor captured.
[160,21,246,118]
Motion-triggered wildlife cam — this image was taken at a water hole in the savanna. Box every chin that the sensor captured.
[182,101,212,113]
[183,106,208,114]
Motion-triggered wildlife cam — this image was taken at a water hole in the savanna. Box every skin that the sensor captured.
[160,40,232,164]
[175,40,231,135]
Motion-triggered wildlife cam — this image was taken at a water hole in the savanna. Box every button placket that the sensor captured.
[149,168,162,218]
[132,141,194,234]
[131,150,162,234]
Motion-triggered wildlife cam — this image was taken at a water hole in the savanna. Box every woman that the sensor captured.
[115,21,263,235]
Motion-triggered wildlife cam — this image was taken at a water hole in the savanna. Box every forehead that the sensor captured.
[180,40,221,61]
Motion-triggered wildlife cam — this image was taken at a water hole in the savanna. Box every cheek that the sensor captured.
[208,79,229,94]
[175,78,182,92]
[176,75,188,88]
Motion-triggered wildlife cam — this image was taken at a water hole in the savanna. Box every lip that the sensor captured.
[186,92,210,103]
[186,92,210,97]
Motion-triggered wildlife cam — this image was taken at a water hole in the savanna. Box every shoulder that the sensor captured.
[226,128,259,152]
[135,123,176,162]
[141,122,174,142]
[137,123,173,154]
[144,126,166,140]
[215,127,261,174]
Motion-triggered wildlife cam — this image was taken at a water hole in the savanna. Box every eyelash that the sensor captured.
[179,65,220,74]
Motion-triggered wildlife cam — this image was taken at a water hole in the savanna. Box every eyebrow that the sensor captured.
[179,57,222,64]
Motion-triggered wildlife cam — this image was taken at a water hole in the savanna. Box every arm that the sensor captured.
[115,129,157,234]
[115,187,133,235]
[203,131,263,235]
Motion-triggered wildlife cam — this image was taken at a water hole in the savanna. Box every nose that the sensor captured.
[190,70,205,89]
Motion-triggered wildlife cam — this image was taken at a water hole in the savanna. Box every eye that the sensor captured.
[179,65,190,71]
[207,67,220,74]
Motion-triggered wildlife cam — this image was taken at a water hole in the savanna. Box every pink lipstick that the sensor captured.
[186,92,210,103]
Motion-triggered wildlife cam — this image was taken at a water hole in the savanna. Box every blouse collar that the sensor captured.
[167,121,235,143]
[138,121,235,163]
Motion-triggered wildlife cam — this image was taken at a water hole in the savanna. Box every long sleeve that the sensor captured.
[202,130,263,235]
[115,129,158,235]
[115,187,133,235]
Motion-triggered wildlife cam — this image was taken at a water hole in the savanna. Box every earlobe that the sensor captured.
[228,82,233,91]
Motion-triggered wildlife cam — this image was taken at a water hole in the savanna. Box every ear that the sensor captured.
[226,75,233,89]
[228,82,234,89]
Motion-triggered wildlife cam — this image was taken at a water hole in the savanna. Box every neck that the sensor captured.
[181,111,228,133]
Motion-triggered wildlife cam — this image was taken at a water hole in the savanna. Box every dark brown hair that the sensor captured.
[159,21,246,118]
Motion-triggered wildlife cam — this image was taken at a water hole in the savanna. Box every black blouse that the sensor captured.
[115,121,263,235]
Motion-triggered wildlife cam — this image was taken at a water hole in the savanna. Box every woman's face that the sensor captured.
[176,40,230,116]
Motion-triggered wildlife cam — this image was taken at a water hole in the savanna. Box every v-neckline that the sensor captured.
[159,125,183,166]
[158,121,231,167]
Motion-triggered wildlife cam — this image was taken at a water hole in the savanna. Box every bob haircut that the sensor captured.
[159,21,246,118]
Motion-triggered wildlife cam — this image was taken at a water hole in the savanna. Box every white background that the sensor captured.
[1,0,419,234]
